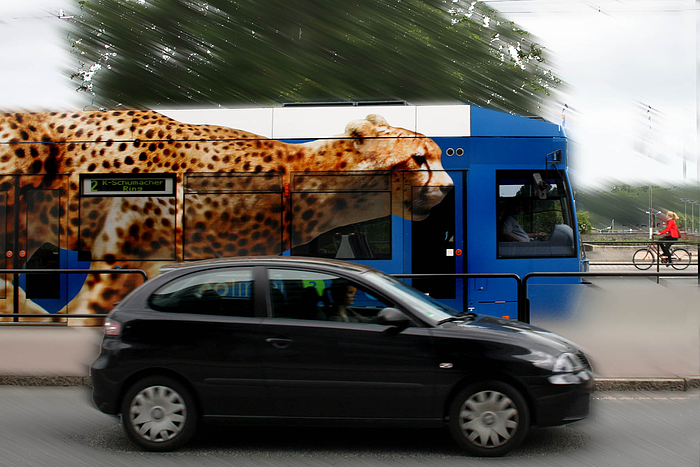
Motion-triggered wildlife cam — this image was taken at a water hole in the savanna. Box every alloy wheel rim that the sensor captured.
[129,385,187,443]
[458,390,519,448]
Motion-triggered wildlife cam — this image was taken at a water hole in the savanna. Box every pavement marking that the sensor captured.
[593,394,696,401]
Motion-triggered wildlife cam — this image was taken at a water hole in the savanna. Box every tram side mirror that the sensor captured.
[548,149,562,162]
[532,173,550,200]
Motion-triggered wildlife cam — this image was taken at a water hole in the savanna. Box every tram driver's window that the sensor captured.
[497,170,576,258]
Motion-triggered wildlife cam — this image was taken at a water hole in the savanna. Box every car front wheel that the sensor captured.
[448,381,530,457]
[120,376,197,451]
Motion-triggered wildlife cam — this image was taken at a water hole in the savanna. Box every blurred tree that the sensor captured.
[577,211,592,234]
[67,0,559,115]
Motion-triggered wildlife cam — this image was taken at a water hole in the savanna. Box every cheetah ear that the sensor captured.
[345,115,389,147]
[345,118,378,141]
[365,114,389,127]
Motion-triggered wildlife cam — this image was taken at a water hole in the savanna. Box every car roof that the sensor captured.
[158,256,376,275]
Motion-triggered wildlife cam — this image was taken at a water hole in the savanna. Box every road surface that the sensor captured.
[0,387,697,467]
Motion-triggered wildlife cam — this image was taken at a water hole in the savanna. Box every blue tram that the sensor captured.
[0,104,584,323]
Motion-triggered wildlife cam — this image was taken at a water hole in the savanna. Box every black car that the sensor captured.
[90,257,593,457]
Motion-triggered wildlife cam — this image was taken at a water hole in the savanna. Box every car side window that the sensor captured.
[268,269,392,323]
[149,268,255,317]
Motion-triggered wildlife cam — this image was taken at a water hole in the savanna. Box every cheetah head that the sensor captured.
[344,114,453,221]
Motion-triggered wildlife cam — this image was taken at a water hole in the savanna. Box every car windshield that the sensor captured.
[362,271,458,322]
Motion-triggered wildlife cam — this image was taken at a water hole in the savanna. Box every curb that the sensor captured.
[0,375,91,387]
[1,375,699,391]
[594,377,700,392]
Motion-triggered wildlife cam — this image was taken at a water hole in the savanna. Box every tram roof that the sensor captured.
[158,104,565,140]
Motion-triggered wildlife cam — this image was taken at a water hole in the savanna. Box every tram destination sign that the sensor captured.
[82,175,175,196]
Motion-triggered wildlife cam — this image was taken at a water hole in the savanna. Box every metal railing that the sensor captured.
[583,240,699,284]
[395,269,698,324]
[0,267,697,326]
[0,269,147,321]
[521,271,699,321]
[394,273,526,321]
[583,240,699,263]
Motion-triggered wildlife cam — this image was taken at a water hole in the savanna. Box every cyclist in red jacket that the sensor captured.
[655,211,680,261]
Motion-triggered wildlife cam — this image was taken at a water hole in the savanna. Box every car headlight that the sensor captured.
[552,352,584,373]
[520,350,556,370]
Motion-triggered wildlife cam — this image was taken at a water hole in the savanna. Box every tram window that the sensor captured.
[183,193,284,260]
[78,197,176,261]
[292,212,391,260]
[0,192,5,299]
[290,173,392,260]
[496,170,576,258]
[26,242,60,299]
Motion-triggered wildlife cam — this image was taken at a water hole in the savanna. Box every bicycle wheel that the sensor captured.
[633,248,655,270]
[670,248,691,270]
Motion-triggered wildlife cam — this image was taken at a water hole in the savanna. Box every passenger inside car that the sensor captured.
[294,286,325,320]
[326,282,367,322]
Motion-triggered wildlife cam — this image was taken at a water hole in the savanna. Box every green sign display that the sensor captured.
[90,178,167,192]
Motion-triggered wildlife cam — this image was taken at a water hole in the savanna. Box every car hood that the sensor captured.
[437,315,579,354]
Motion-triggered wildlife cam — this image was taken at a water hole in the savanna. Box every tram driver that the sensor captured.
[500,199,532,242]
[500,199,546,242]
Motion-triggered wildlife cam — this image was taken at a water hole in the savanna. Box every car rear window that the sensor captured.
[149,268,255,317]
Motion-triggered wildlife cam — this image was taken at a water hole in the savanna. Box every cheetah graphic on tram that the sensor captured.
[0,110,453,323]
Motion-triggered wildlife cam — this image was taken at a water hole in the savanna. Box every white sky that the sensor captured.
[483,0,698,188]
[0,0,698,188]
[0,0,77,110]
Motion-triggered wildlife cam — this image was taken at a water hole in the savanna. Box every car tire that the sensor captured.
[120,376,198,452]
[448,381,530,457]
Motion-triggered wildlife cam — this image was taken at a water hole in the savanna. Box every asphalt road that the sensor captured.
[0,387,697,467]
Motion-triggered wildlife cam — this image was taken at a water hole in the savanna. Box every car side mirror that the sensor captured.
[377,307,412,329]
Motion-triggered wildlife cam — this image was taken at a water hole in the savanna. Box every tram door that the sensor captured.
[405,170,465,312]
[0,176,68,323]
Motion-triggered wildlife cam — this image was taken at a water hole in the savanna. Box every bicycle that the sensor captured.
[632,242,691,270]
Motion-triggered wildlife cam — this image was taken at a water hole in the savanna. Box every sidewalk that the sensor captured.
[0,325,698,391]
[0,327,101,385]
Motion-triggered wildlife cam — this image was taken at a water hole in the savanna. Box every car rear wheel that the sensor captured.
[448,381,530,457]
[120,376,197,451]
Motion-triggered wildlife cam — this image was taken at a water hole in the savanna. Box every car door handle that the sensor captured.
[265,338,293,349]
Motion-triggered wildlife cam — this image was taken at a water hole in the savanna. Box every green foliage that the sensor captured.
[577,210,592,234]
[610,184,649,197]
[66,0,560,114]
[531,201,563,234]
[575,185,700,233]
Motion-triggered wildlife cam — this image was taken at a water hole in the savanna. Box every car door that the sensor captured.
[259,267,439,421]
[143,265,272,417]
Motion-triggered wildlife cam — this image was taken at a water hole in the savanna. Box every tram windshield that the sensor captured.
[496,170,576,258]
